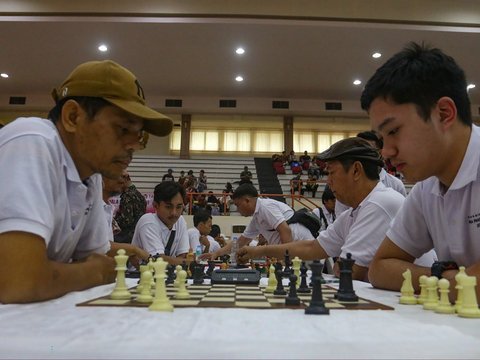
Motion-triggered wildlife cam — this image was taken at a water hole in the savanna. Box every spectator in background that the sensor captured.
[209,224,227,247]
[114,170,147,244]
[188,210,221,255]
[304,173,319,198]
[300,150,311,170]
[219,189,233,214]
[197,169,208,192]
[239,166,253,185]
[177,170,187,187]
[162,168,175,182]
[185,170,197,189]
[224,182,234,194]
[312,186,336,231]
[102,175,125,239]
[290,174,304,195]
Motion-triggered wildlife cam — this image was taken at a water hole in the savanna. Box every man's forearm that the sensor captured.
[368,258,430,292]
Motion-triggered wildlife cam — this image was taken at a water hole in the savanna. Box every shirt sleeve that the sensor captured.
[136,221,166,256]
[174,217,190,256]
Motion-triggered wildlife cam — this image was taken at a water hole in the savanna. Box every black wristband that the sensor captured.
[431,261,459,279]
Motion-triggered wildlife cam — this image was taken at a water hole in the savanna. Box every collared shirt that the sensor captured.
[0,117,110,262]
[312,205,335,231]
[187,227,221,254]
[132,213,189,257]
[317,182,405,267]
[380,168,407,196]
[387,125,480,267]
[243,197,312,244]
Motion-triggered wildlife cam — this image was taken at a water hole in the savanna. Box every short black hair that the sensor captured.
[356,131,383,149]
[232,183,258,199]
[361,42,472,126]
[338,158,380,181]
[154,181,185,203]
[193,209,212,227]
[209,224,221,238]
[48,96,111,123]
[321,186,336,204]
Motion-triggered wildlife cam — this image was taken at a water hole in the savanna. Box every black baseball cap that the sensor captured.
[317,137,384,166]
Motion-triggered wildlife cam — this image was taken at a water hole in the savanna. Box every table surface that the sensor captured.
[1,276,479,359]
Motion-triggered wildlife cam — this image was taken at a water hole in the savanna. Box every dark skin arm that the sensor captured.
[108,242,149,269]
[0,231,115,304]
[158,253,188,266]
[237,240,328,263]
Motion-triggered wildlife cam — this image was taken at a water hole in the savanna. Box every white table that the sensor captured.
[1,277,479,359]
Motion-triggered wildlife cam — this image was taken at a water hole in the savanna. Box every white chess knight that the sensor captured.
[399,269,417,305]
[110,249,132,300]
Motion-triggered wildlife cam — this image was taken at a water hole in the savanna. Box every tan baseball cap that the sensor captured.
[52,60,173,137]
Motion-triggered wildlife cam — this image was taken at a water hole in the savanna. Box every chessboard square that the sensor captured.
[209,288,235,293]
[236,301,272,308]
[236,295,266,300]
[202,297,235,302]
[236,286,259,290]
[298,295,311,301]
[236,290,263,295]
[213,284,236,289]
[326,302,345,309]
[204,292,233,297]
[170,299,200,306]
[322,289,337,294]
[91,299,130,305]
[188,289,211,294]
[267,298,285,304]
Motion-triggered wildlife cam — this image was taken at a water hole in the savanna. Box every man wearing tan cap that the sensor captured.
[0,60,173,303]
[237,137,407,281]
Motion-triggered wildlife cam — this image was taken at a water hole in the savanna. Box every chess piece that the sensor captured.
[149,258,174,312]
[454,266,468,312]
[136,270,154,303]
[283,250,292,277]
[110,249,132,300]
[265,264,277,293]
[174,265,183,288]
[205,261,216,278]
[435,278,455,314]
[297,261,311,294]
[417,275,428,305]
[165,264,176,285]
[136,263,149,293]
[399,269,417,305]
[193,262,205,285]
[423,276,439,310]
[305,260,329,315]
[457,275,480,318]
[285,274,301,306]
[273,268,287,295]
[292,256,302,287]
[335,253,358,302]
[175,269,191,299]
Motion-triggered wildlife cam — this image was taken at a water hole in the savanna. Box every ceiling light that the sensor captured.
[235,75,244,82]
[98,44,108,52]
[235,47,245,55]
[372,52,382,59]
[467,84,476,90]
[353,79,362,85]
[0,73,8,78]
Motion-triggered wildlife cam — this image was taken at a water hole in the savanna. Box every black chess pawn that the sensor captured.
[165,264,176,285]
[285,274,301,306]
[335,253,359,302]
[297,261,311,294]
[305,260,329,315]
[205,261,216,278]
[283,250,292,277]
[273,268,287,295]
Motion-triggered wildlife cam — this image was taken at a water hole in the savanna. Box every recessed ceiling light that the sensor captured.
[235,47,245,55]
[235,75,244,82]
[0,73,8,78]
[372,52,382,59]
[98,44,108,52]
[467,84,476,90]
[353,79,362,85]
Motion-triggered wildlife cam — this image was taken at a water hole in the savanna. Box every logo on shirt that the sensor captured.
[467,212,480,228]
[84,203,93,216]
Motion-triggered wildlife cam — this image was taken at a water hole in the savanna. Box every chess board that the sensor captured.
[77,283,394,310]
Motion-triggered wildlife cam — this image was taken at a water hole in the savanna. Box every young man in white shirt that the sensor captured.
[188,210,221,255]
[132,182,190,265]
[238,137,406,281]
[362,42,480,298]
[0,60,172,303]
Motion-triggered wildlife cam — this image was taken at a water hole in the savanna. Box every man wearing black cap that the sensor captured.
[0,60,173,303]
[238,137,405,281]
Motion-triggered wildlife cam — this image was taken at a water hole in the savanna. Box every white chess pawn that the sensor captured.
[423,276,439,310]
[174,265,183,288]
[292,256,302,288]
[110,249,132,300]
[454,266,468,313]
[149,258,174,312]
[136,263,149,293]
[457,275,480,318]
[435,278,455,314]
[417,275,428,305]
[399,269,417,305]
[136,270,153,303]
[175,269,191,299]
[265,264,277,293]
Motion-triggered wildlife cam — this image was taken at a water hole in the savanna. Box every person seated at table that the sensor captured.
[237,137,407,281]
[132,182,189,265]
[312,185,336,231]
[0,60,172,303]
[360,42,480,298]
[162,168,175,182]
[209,224,227,248]
[188,210,221,255]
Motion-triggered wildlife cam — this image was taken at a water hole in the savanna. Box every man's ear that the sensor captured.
[352,161,363,180]
[436,96,457,130]
[60,100,82,133]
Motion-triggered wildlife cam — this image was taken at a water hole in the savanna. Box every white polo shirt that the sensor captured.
[317,182,405,267]
[380,168,407,196]
[187,227,221,254]
[0,117,110,262]
[242,197,313,245]
[387,125,480,267]
[312,205,335,231]
[132,213,189,257]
